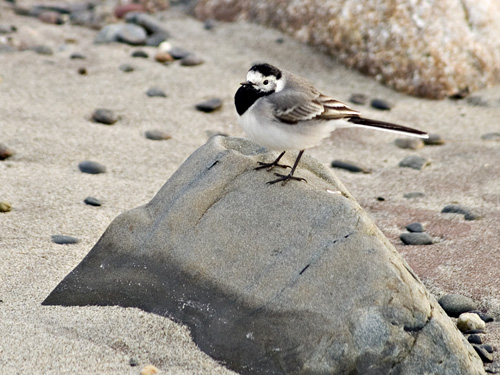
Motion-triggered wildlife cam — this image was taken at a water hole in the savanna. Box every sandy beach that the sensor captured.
[1,2,499,373]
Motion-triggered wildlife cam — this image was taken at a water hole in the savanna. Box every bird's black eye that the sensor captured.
[263,80,269,85]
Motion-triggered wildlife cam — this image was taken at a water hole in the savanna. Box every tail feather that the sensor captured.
[347,117,428,138]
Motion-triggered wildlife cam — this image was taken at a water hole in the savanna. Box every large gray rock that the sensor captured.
[43,136,485,375]
[194,0,500,99]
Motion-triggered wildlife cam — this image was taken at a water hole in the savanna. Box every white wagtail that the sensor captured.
[234,63,429,185]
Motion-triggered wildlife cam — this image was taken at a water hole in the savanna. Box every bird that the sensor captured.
[234,62,429,185]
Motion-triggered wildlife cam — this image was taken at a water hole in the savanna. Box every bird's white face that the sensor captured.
[246,70,285,93]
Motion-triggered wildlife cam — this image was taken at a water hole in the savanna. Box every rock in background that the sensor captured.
[194,0,500,99]
[44,136,485,375]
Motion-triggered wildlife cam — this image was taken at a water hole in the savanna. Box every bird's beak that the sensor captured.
[240,81,251,86]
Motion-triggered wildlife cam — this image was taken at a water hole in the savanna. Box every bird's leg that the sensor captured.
[255,151,291,171]
[268,150,307,185]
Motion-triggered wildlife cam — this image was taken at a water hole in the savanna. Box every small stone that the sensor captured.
[468,334,482,345]
[438,294,477,317]
[180,54,204,66]
[146,32,169,47]
[399,232,433,245]
[376,196,385,201]
[131,50,148,58]
[466,96,489,107]
[469,310,495,323]
[482,344,495,354]
[204,19,216,30]
[70,52,85,59]
[449,87,470,100]
[51,235,80,245]
[195,98,223,112]
[38,11,64,25]
[125,12,168,36]
[0,143,14,160]
[84,196,102,206]
[146,87,167,98]
[394,138,424,150]
[155,51,174,63]
[331,160,372,173]
[370,98,392,110]
[0,202,12,212]
[129,357,140,367]
[403,192,425,199]
[119,63,134,72]
[406,222,424,233]
[92,108,118,125]
[398,155,429,170]
[29,45,53,55]
[423,133,445,145]
[114,3,145,18]
[117,24,147,46]
[472,344,493,363]
[140,365,160,375]
[481,132,500,141]
[349,93,368,105]
[164,46,190,59]
[462,329,486,335]
[145,130,171,141]
[457,313,486,332]
[77,67,87,75]
[441,204,479,220]
[95,24,122,44]
[78,160,106,174]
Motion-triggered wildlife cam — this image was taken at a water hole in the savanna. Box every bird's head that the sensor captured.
[240,63,286,94]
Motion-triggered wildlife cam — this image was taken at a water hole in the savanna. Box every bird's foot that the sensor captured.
[255,160,291,171]
[267,172,307,186]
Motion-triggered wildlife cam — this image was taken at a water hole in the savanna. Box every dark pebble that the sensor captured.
[403,192,425,199]
[204,19,216,30]
[469,310,495,323]
[449,87,470,100]
[77,67,87,75]
[29,45,53,55]
[398,155,429,170]
[394,138,424,150]
[144,130,171,141]
[70,52,85,59]
[275,37,285,44]
[423,133,445,145]
[195,98,223,112]
[51,235,80,245]
[468,334,483,345]
[472,344,493,363]
[38,11,64,25]
[129,357,139,367]
[146,31,169,47]
[84,196,102,206]
[92,108,118,125]
[131,50,148,58]
[482,344,495,354]
[116,24,147,46]
[146,87,167,98]
[399,232,434,245]
[0,143,14,160]
[0,202,12,213]
[466,96,489,107]
[481,132,500,141]
[331,160,372,173]
[376,197,385,202]
[462,329,486,334]
[167,46,191,59]
[78,160,106,174]
[441,204,479,220]
[438,294,477,317]
[119,63,134,72]
[180,54,204,66]
[349,93,368,105]
[370,98,392,110]
[406,222,424,233]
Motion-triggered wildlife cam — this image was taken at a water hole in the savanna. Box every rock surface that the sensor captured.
[194,0,500,99]
[43,136,485,375]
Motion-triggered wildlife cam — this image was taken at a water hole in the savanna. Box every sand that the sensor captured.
[1,2,499,373]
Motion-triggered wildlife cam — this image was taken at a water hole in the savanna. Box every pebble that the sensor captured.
[472,344,493,363]
[441,204,479,220]
[0,24,16,34]
[481,132,500,141]
[70,52,85,59]
[114,3,145,18]
[482,344,495,354]
[154,51,174,63]
[165,46,191,59]
[146,87,167,98]
[423,133,445,145]
[144,129,171,141]
[180,54,204,66]
[399,232,434,245]
[94,24,122,44]
[195,98,223,112]
[84,196,102,206]
[457,313,486,332]
[119,63,134,72]
[131,50,148,58]
[140,365,160,375]
[349,93,368,105]
[204,19,216,30]
[38,10,64,25]
[468,334,483,345]
[394,138,424,150]
[406,222,424,233]
[29,45,54,55]
[398,155,429,170]
[77,67,87,75]
[129,357,139,367]
[331,160,372,173]
[0,201,12,212]
[438,294,477,317]
[469,310,495,323]
[146,32,169,47]
[403,192,425,199]
[0,143,14,160]
[78,160,106,174]
[92,108,118,125]
[51,235,80,245]
[370,98,392,110]
[117,24,147,46]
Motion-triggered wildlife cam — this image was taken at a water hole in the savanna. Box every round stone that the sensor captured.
[146,87,167,98]
[77,67,87,75]
[441,204,479,221]
[331,160,372,173]
[78,160,106,174]
[84,196,102,206]
[398,155,429,170]
[155,52,174,63]
[438,294,477,317]
[180,54,204,66]
[405,222,424,233]
[119,63,134,72]
[0,143,14,160]
[144,130,171,140]
[70,52,85,59]
[423,133,445,145]
[166,46,191,59]
[457,313,486,332]
[0,201,12,212]
[399,232,433,245]
[51,235,80,245]
[95,24,122,44]
[349,93,368,105]
[195,98,223,112]
[394,138,424,150]
[92,108,118,125]
[467,334,482,345]
[117,24,147,46]
[131,50,148,58]
[370,98,392,110]
[29,45,53,55]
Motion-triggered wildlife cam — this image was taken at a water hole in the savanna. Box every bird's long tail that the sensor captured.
[347,117,428,138]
